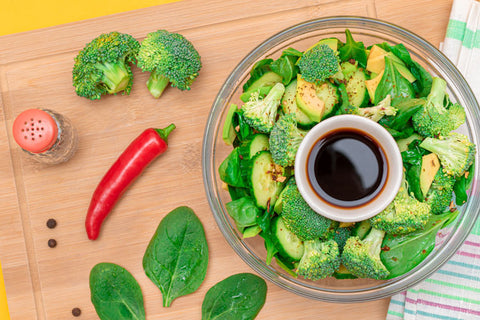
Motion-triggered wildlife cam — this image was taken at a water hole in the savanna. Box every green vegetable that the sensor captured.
[420,132,475,177]
[338,29,368,68]
[226,197,262,229]
[342,227,389,279]
[89,263,145,320]
[143,206,208,307]
[381,209,459,278]
[425,170,455,215]
[242,82,285,133]
[369,174,431,234]
[137,30,202,98]
[412,77,466,137]
[218,148,248,188]
[202,273,267,320]
[269,113,307,167]
[374,56,415,105]
[297,239,340,280]
[297,44,340,84]
[270,49,301,85]
[388,43,433,97]
[281,182,333,241]
[248,150,287,209]
[72,32,140,100]
[453,162,475,205]
[379,98,424,131]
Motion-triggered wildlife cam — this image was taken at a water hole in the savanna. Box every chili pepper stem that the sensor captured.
[155,124,176,143]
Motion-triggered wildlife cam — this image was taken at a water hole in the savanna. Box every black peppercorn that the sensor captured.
[46,218,57,229]
[48,239,57,248]
[72,307,81,317]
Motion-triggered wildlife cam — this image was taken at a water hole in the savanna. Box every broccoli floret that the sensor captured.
[241,82,285,133]
[327,226,352,253]
[341,227,389,279]
[297,44,340,84]
[269,113,307,166]
[425,169,455,214]
[420,132,475,177]
[296,239,340,280]
[72,32,140,100]
[369,175,431,234]
[357,95,397,122]
[137,30,202,98]
[281,182,333,241]
[412,77,466,137]
[338,95,396,122]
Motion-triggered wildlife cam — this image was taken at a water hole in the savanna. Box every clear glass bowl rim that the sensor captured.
[202,16,480,302]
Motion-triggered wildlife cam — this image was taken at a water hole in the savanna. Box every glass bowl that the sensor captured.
[202,16,480,302]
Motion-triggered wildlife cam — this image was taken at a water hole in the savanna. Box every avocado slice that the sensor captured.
[365,70,384,103]
[420,153,441,196]
[296,76,325,122]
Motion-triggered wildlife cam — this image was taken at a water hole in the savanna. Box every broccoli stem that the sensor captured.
[96,62,130,94]
[365,227,385,257]
[429,77,447,114]
[147,71,170,98]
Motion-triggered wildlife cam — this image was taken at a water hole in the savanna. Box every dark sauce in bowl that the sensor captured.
[307,128,388,208]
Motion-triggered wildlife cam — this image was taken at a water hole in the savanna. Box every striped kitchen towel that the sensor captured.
[387,0,480,319]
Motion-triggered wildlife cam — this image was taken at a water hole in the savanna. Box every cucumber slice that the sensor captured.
[342,62,369,108]
[248,134,269,158]
[352,220,371,240]
[315,81,339,118]
[281,79,316,129]
[274,217,304,261]
[222,104,238,145]
[249,151,286,209]
[243,71,282,98]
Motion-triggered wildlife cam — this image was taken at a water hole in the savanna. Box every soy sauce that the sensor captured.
[307,128,387,208]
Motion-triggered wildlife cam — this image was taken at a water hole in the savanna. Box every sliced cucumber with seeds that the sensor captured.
[249,151,286,209]
[342,62,369,108]
[247,134,269,158]
[315,81,339,118]
[274,217,304,261]
[281,79,316,129]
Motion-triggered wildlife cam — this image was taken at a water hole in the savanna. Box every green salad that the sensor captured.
[219,29,476,280]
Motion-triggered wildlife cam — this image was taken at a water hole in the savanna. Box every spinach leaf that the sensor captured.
[406,164,423,201]
[389,44,432,97]
[381,210,458,278]
[374,56,415,105]
[240,86,272,103]
[454,162,475,205]
[228,185,251,201]
[271,54,299,85]
[232,110,255,142]
[89,263,145,320]
[338,29,367,68]
[256,209,278,265]
[226,197,262,229]
[379,98,424,131]
[202,273,267,320]
[219,148,248,188]
[401,139,429,200]
[143,206,208,307]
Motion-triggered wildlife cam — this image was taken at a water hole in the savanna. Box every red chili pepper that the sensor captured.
[85,124,175,240]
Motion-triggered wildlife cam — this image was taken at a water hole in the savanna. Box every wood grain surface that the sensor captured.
[0,0,453,319]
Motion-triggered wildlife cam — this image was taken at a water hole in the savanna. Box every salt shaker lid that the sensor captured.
[13,109,58,153]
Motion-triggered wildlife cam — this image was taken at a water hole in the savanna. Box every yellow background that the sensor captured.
[0,0,179,36]
[0,1,179,318]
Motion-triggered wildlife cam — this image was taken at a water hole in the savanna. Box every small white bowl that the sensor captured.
[295,114,403,222]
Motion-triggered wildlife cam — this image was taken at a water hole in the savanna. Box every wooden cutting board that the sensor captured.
[0,0,453,318]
